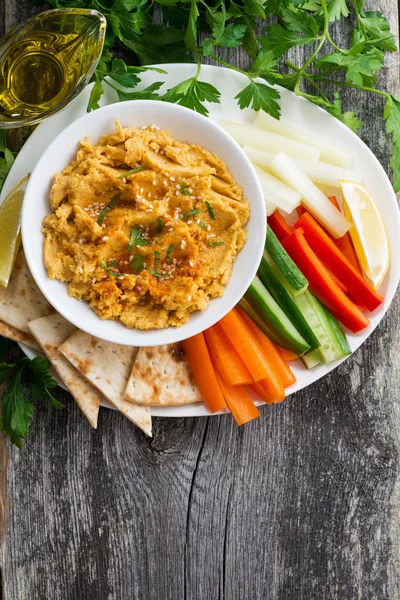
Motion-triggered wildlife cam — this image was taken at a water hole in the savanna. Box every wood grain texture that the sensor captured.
[1,2,400,599]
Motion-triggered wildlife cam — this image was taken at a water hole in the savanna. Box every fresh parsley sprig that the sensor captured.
[0,132,15,193]
[0,340,62,448]
[34,0,400,188]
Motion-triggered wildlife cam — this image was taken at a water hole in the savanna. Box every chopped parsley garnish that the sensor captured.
[205,201,215,220]
[148,269,171,279]
[199,221,206,229]
[166,244,175,263]
[97,192,121,225]
[209,241,224,247]
[179,182,191,196]
[148,250,170,278]
[127,227,149,250]
[156,217,164,233]
[117,163,148,179]
[107,259,119,267]
[130,254,145,272]
[154,250,161,269]
[183,209,200,221]
[99,260,122,277]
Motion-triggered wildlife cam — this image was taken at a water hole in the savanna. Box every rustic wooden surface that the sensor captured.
[1,2,400,599]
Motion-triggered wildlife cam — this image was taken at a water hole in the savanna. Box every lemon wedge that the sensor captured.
[0,175,30,287]
[340,180,389,290]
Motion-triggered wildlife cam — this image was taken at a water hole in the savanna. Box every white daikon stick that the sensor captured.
[220,120,320,162]
[255,111,353,168]
[243,146,362,187]
[270,152,351,238]
[253,164,301,214]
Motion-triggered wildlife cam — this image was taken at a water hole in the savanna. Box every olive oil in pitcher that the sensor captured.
[0,9,106,127]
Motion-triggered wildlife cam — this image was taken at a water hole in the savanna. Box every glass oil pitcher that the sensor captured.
[0,8,106,128]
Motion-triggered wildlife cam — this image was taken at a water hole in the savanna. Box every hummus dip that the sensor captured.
[42,121,250,329]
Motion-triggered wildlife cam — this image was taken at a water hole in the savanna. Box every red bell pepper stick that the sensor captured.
[295,213,383,312]
[297,205,306,217]
[282,228,370,333]
[268,210,294,242]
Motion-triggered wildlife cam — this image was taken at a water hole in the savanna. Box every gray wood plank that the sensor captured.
[1,1,400,599]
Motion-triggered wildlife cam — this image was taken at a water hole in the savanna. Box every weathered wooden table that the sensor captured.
[1,2,400,599]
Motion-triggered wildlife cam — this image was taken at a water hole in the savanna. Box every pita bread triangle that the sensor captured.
[0,251,54,333]
[28,314,100,428]
[59,331,151,436]
[124,343,201,406]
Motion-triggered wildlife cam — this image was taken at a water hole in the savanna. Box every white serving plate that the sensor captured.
[2,64,400,418]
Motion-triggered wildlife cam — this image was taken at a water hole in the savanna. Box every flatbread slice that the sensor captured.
[124,343,201,406]
[0,251,54,333]
[59,331,151,436]
[0,320,40,351]
[28,314,100,428]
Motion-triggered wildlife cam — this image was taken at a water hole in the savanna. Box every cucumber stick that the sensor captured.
[265,226,308,294]
[274,267,350,364]
[258,258,320,351]
[238,298,283,347]
[245,277,310,356]
[302,349,322,369]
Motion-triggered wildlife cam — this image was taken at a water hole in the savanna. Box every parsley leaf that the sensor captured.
[202,22,246,57]
[164,76,221,117]
[0,356,61,448]
[117,163,148,178]
[130,254,145,272]
[127,227,149,250]
[250,49,278,76]
[327,92,363,133]
[156,217,164,233]
[183,208,200,220]
[209,241,225,247]
[235,80,281,118]
[316,49,384,86]
[123,26,188,65]
[260,25,318,57]
[166,243,175,262]
[1,365,34,448]
[205,201,215,220]
[384,96,400,192]
[97,192,121,225]
[179,182,191,196]
[281,7,320,36]
[355,11,397,52]
[87,75,104,112]
[99,261,122,277]
[0,131,15,192]
[184,0,199,51]
[115,81,164,102]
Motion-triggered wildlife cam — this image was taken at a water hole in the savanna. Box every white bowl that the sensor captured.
[22,100,266,346]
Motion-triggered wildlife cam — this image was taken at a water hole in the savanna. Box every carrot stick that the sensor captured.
[241,311,296,388]
[267,210,294,242]
[182,333,226,414]
[216,373,260,425]
[218,308,272,382]
[328,196,362,273]
[235,309,286,401]
[204,323,254,386]
[277,346,299,362]
[252,382,275,405]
